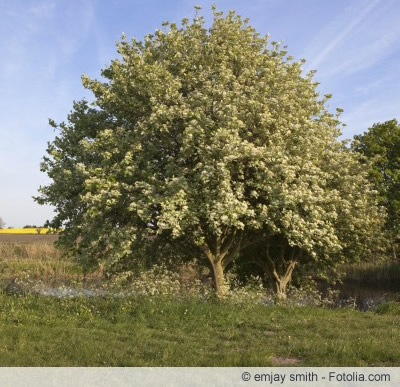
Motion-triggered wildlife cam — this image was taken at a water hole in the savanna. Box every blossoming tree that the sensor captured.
[37,7,385,297]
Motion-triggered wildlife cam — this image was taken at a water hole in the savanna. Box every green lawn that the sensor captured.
[1,294,399,366]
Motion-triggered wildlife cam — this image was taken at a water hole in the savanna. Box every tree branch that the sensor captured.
[222,230,243,269]
[220,229,237,259]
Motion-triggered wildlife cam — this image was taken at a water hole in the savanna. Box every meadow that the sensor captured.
[1,235,400,366]
[2,294,400,366]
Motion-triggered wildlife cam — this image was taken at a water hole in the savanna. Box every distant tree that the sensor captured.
[0,217,5,229]
[352,119,400,260]
[23,225,38,229]
[36,7,385,298]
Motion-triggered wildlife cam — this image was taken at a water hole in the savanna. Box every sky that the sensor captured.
[0,0,399,228]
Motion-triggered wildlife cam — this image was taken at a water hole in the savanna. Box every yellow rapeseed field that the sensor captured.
[0,228,51,234]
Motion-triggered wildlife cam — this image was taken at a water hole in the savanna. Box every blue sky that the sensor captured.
[1,0,399,227]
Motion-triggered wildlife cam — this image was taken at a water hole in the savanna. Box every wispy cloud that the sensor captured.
[354,78,387,95]
[307,0,380,70]
[55,0,95,57]
[29,1,56,17]
[303,0,400,80]
[342,95,400,137]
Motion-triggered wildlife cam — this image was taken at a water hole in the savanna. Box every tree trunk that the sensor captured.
[210,259,227,298]
[263,235,299,299]
[272,268,294,300]
[392,241,398,261]
[199,228,244,298]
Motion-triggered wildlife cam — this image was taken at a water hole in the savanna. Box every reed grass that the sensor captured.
[341,261,400,290]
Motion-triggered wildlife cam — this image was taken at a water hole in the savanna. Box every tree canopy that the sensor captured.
[352,119,400,259]
[36,7,385,297]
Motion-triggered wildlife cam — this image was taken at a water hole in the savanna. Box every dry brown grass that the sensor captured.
[0,241,61,261]
[0,237,103,287]
[0,234,58,244]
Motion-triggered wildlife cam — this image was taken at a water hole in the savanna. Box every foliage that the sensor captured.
[108,263,213,299]
[352,119,400,259]
[36,6,385,296]
[0,217,5,229]
[375,301,400,316]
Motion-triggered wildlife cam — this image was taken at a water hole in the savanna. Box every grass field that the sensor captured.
[1,237,400,366]
[1,294,400,366]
